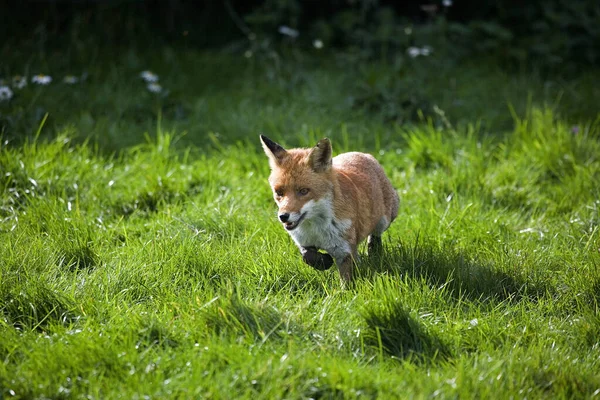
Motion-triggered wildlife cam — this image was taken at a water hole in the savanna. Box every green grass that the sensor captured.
[1,42,600,398]
[1,107,599,398]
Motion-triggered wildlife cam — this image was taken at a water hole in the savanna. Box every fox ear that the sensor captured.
[260,134,288,167]
[309,138,332,172]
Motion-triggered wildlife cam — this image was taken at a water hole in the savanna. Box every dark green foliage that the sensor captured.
[352,65,433,124]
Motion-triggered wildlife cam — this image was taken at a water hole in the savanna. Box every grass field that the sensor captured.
[1,43,600,398]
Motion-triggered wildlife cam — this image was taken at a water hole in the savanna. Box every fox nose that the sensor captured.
[279,213,290,223]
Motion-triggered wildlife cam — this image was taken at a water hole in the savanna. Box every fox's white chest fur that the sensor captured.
[287,195,352,262]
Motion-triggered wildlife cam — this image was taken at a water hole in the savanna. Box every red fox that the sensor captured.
[260,135,399,284]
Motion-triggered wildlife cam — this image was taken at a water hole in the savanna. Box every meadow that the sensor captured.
[1,38,600,398]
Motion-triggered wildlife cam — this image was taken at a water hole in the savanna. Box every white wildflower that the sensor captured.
[407,46,433,58]
[278,25,299,38]
[12,75,27,89]
[63,75,79,84]
[443,0,453,7]
[32,74,52,85]
[0,86,13,101]
[140,70,159,83]
[407,47,421,58]
[313,39,324,49]
[147,82,162,93]
[244,50,253,58]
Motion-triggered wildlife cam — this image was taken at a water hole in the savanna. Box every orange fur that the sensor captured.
[260,135,399,284]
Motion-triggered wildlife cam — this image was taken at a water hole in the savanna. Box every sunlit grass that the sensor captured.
[1,101,599,397]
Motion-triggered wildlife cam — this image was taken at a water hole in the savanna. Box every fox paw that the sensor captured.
[302,247,334,271]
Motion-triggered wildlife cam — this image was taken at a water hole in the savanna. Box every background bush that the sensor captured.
[2,0,598,71]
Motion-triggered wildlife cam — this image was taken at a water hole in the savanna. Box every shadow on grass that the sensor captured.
[59,244,99,272]
[0,277,78,331]
[136,318,180,350]
[202,295,297,343]
[112,187,179,218]
[362,300,451,362]
[360,236,551,304]
[356,236,550,363]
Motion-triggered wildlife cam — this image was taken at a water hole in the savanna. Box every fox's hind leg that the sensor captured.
[367,235,382,255]
[368,216,389,255]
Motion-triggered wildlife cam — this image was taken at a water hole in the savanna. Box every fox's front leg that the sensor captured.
[336,245,359,285]
[300,246,334,271]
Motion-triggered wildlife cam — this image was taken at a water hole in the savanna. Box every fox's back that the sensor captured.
[332,152,399,237]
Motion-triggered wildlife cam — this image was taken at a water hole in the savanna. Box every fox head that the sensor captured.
[260,134,334,231]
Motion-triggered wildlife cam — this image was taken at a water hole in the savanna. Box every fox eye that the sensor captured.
[298,188,310,196]
[275,189,284,197]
